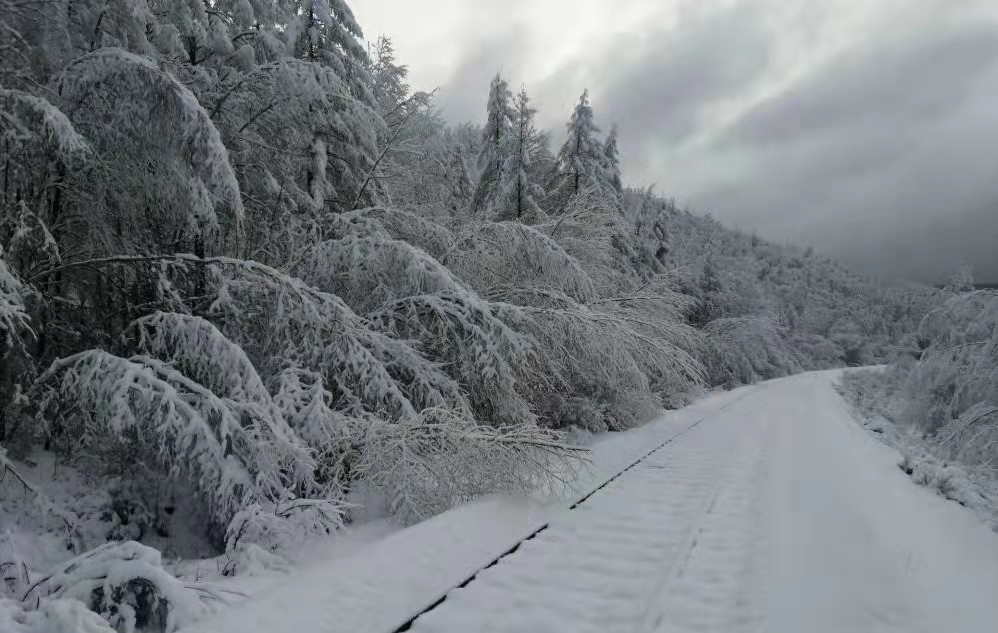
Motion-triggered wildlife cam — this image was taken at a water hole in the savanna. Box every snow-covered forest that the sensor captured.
[0,0,963,631]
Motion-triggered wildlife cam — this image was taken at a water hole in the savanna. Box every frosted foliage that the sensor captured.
[891,292,998,456]
[444,222,597,303]
[203,257,468,420]
[495,301,700,431]
[21,541,207,633]
[124,312,316,488]
[295,236,536,425]
[0,250,30,347]
[0,89,89,158]
[355,409,581,525]
[371,292,537,427]
[295,235,472,314]
[340,207,454,259]
[272,367,356,490]
[31,350,285,528]
[214,60,382,247]
[702,317,803,387]
[538,190,637,292]
[56,48,243,255]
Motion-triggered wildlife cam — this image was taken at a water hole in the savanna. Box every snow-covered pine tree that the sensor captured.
[496,88,545,222]
[471,74,515,214]
[283,0,374,102]
[550,89,603,208]
[602,124,623,195]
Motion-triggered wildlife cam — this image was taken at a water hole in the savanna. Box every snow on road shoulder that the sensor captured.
[769,371,998,632]
[179,386,752,633]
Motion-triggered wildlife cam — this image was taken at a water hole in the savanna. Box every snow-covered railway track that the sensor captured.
[390,387,763,633]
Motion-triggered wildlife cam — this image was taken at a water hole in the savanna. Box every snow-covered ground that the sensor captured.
[181,370,998,633]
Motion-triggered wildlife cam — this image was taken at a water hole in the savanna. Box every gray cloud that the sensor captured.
[691,21,998,282]
[594,5,772,151]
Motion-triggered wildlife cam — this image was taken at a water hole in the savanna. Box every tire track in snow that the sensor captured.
[394,388,765,633]
[639,411,773,633]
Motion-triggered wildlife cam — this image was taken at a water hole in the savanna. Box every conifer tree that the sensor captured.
[496,88,545,222]
[602,124,623,195]
[554,89,602,198]
[471,74,514,214]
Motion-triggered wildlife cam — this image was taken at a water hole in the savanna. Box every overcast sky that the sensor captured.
[351,0,998,283]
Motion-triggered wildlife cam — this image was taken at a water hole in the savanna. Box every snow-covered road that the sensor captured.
[183,371,998,633]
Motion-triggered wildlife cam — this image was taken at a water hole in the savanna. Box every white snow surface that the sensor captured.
[181,371,998,633]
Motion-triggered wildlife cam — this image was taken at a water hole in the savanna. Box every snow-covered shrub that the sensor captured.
[354,408,584,524]
[892,292,998,435]
[702,317,803,387]
[21,541,207,633]
[787,332,846,370]
[0,530,30,599]
[1,597,117,633]
[224,500,346,554]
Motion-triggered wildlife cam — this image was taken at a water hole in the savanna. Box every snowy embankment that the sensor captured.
[177,385,755,633]
[837,368,998,532]
[185,371,998,633]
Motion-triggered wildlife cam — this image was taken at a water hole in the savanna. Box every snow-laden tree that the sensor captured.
[294,235,538,427]
[946,262,976,294]
[207,58,383,259]
[56,48,244,258]
[0,248,30,349]
[369,35,410,124]
[471,74,515,214]
[443,222,597,303]
[701,317,803,387]
[601,124,623,195]
[0,248,31,438]
[495,89,545,223]
[282,0,374,102]
[622,187,671,274]
[494,296,701,431]
[550,89,604,207]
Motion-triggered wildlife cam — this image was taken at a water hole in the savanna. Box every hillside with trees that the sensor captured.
[0,1,944,631]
